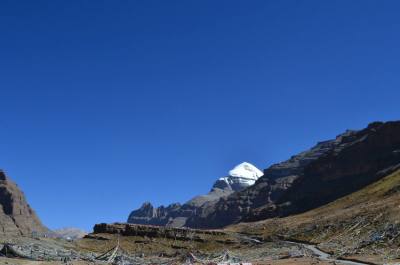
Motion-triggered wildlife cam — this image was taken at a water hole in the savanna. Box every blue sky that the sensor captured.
[1,1,400,231]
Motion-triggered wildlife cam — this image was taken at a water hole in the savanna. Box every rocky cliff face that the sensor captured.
[128,121,400,229]
[0,170,48,236]
[127,162,263,227]
[187,121,400,228]
[127,202,186,227]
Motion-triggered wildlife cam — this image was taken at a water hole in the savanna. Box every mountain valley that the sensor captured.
[2,121,400,264]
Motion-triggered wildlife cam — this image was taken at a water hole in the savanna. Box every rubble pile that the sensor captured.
[0,242,96,261]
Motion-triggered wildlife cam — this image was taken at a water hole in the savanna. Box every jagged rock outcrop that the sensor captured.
[186,121,400,228]
[127,202,185,226]
[0,170,48,236]
[127,162,263,227]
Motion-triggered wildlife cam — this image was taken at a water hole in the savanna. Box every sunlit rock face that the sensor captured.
[0,170,49,236]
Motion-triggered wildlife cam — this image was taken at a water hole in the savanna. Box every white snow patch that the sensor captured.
[218,162,264,189]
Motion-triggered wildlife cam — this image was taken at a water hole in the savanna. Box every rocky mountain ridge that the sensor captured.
[0,170,49,236]
[127,162,263,227]
[186,121,400,228]
[128,121,400,230]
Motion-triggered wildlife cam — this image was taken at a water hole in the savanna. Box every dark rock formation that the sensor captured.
[127,202,186,226]
[91,223,228,243]
[128,121,400,230]
[127,189,234,227]
[274,121,400,217]
[187,121,400,228]
[0,170,48,236]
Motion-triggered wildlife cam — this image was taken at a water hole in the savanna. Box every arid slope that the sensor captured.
[229,169,400,264]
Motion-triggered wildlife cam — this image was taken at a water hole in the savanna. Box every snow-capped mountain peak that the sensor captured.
[228,162,263,181]
[212,162,264,192]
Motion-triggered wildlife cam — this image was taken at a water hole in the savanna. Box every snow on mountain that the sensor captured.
[229,162,263,181]
[213,162,263,191]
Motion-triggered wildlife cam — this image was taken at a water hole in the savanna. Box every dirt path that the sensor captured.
[285,241,376,265]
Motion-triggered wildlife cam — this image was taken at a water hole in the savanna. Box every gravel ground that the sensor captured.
[0,256,338,265]
[0,258,94,265]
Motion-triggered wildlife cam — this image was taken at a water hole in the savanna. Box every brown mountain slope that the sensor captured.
[0,170,48,236]
[229,169,400,264]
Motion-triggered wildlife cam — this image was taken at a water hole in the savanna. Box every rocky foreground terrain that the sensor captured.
[0,223,342,265]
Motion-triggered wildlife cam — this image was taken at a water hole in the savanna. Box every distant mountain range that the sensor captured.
[128,121,400,229]
[127,162,263,227]
[51,227,87,240]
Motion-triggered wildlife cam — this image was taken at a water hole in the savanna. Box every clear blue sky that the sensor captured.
[1,1,400,231]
